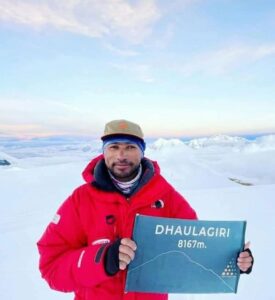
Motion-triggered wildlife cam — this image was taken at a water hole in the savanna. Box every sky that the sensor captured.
[0,0,275,138]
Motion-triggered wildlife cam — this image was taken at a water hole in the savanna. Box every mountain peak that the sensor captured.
[150,138,185,150]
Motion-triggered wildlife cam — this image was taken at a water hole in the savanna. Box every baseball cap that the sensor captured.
[101,119,144,141]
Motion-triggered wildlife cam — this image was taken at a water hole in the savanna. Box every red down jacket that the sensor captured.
[37,155,197,300]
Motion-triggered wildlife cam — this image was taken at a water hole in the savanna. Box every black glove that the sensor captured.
[104,239,121,276]
[240,248,254,274]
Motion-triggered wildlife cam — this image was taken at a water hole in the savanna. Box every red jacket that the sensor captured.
[37,155,197,300]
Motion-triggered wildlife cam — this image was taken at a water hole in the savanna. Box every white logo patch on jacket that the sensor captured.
[52,213,61,224]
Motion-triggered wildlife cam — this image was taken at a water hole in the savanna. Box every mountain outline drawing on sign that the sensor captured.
[128,249,237,292]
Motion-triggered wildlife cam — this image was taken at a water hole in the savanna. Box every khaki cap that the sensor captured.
[101,119,144,140]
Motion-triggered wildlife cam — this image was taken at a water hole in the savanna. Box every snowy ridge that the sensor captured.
[149,138,186,150]
[187,135,249,149]
[149,134,275,152]
[0,151,18,166]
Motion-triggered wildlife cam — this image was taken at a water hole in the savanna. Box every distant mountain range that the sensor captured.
[150,134,275,151]
[1,134,275,163]
[187,135,248,149]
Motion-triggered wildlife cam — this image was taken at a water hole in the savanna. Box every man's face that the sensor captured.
[104,142,142,182]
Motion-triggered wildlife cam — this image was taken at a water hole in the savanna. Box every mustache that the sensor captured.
[112,159,133,166]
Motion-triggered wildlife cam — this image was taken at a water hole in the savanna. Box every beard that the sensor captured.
[109,160,140,181]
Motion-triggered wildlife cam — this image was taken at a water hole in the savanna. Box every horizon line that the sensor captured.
[0,131,274,141]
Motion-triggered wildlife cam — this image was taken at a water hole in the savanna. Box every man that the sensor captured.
[37,119,253,300]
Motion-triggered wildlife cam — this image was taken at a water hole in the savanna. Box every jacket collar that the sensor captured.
[82,154,158,195]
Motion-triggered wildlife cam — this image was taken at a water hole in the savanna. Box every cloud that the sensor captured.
[111,62,155,82]
[179,43,275,75]
[0,97,105,136]
[0,0,160,43]
[103,43,140,56]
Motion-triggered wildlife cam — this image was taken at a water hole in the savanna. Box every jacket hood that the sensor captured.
[82,154,104,183]
[82,154,160,184]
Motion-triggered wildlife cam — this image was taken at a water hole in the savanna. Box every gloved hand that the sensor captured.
[238,242,254,274]
[104,238,137,276]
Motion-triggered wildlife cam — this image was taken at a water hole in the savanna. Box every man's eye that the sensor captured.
[109,145,119,149]
[127,145,137,149]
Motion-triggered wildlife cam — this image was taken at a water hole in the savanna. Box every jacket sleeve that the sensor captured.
[168,188,198,220]
[37,189,111,292]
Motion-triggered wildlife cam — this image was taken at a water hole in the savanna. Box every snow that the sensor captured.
[150,138,187,150]
[186,135,248,150]
[0,134,275,300]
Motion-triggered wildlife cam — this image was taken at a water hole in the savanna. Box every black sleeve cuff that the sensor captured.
[104,239,121,276]
[240,248,254,274]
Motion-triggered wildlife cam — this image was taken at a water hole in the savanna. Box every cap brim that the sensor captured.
[101,133,144,141]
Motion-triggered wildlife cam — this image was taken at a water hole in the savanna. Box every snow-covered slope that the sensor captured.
[0,151,18,166]
[0,134,274,299]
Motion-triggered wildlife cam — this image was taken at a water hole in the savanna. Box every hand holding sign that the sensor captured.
[237,242,254,274]
[119,238,137,270]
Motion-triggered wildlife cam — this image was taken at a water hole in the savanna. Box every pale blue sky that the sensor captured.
[0,0,275,138]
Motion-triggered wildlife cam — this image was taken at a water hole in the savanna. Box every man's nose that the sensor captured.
[117,149,127,159]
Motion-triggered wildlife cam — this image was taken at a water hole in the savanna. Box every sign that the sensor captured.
[125,215,246,294]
